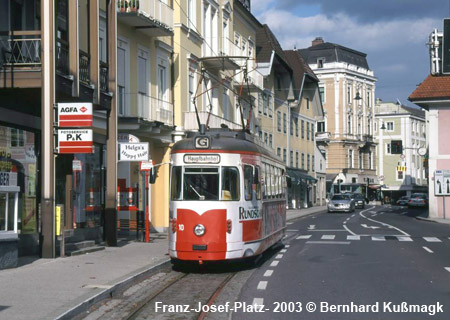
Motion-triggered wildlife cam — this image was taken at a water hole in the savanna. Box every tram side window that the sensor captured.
[255,166,261,200]
[170,166,182,200]
[262,164,266,199]
[221,167,240,201]
[244,165,253,201]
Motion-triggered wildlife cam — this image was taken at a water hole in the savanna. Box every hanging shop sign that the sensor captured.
[119,143,149,161]
[434,170,450,196]
[118,133,140,143]
[0,172,17,187]
[57,129,94,154]
[56,102,93,127]
[140,160,154,171]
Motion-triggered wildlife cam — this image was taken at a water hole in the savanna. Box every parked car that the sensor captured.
[328,194,355,213]
[408,193,428,208]
[351,193,365,209]
[396,196,410,206]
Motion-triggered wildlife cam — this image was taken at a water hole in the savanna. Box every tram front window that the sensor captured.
[184,168,219,200]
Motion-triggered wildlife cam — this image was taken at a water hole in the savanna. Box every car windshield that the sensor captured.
[411,193,426,199]
[332,195,349,200]
[353,194,364,199]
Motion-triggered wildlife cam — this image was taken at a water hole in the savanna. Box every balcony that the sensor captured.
[117,0,173,37]
[234,68,264,91]
[119,93,173,126]
[184,111,242,131]
[315,131,331,142]
[0,31,42,88]
[200,37,243,71]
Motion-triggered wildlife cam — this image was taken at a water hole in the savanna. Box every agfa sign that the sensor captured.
[57,102,93,127]
[57,129,93,154]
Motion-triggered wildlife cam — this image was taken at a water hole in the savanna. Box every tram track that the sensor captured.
[80,266,241,320]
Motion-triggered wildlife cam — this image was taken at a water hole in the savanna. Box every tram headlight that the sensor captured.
[194,224,205,236]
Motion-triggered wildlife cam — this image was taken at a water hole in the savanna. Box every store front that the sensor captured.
[0,124,39,268]
[287,168,317,209]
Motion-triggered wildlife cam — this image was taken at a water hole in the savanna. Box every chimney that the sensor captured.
[312,37,324,46]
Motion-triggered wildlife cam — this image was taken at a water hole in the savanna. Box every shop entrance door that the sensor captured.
[0,186,20,233]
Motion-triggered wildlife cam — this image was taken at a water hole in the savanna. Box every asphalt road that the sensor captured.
[234,205,450,320]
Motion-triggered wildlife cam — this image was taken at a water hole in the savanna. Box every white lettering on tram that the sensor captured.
[239,207,261,220]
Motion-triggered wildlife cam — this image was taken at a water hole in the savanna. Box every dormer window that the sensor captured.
[317,58,325,68]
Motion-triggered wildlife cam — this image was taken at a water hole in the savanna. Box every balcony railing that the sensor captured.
[234,67,263,90]
[117,0,173,30]
[56,39,69,75]
[183,111,242,131]
[1,33,41,67]
[122,93,173,126]
[100,62,109,92]
[315,131,331,142]
[79,50,90,85]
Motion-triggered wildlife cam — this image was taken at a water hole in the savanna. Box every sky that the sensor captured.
[251,0,450,107]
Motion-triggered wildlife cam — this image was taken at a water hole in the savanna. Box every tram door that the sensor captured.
[0,186,20,233]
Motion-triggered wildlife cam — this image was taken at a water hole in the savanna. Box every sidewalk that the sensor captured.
[0,206,325,320]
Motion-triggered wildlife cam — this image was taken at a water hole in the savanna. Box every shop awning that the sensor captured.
[287,169,317,183]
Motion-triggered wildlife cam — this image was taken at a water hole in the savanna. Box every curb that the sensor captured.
[55,258,172,320]
[287,208,326,222]
[415,216,450,225]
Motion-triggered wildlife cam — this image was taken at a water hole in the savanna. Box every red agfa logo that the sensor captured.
[80,106,88,113]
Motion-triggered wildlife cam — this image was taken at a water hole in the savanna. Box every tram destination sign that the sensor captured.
[57,129,93,154]
[184,154,220,164]
[56,102,93,127]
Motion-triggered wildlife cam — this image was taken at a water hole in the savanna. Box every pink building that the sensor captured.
[409,75,450,219]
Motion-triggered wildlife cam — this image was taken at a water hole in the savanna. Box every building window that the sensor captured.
[347,86,352,104]
[264,132,268,145]
[317,58,324,68]
[188,0,196,29]
[347,114,352,134]
[259,130,262,141]
[10,129,25,147]
[301,120,305,139]
[295,117,299,137]
[222,88,230,120]
[283,149,287,164]
[277,147,281,158]
[386,122,394,131]
[348,149,354,168]
[258,92,262,114]
[301,153,305,169]
[307,154,310,171]
[268,94,273,117]
[290,117,294,136]
[369,151,372,170]
[188,68,196,112]
[359,151,363,169]
[283,113,287,133]
[290,151,293,167]
[312,155,315,172]
[306,98,310,110]
[307,122,310,140]
[386,143,392,154]
[269,134,273,148]
[296,151,299,168]
[311,124,315,141]
[277,111,281,132]
[319,86,325,104]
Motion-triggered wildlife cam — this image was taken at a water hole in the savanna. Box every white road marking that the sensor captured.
[445,267,450,273]
[257,281,268,290]
[397,236,413,242]
[252,298,264,307]
[309,229,348,232]
[270,260,279,267]
[423,246,434,253]
[372,236,386,241]
[369,211,377,213]
[264,270,274,277]
[280,249,287,253]
[287,222,294,225]
[285,245,290,248]
[321,235,335,240]
[359,209,410,236]
[424,237,441,242]
[276,254,283,259]
[361,224,380,229]
[308,225,316,230]
[351,214,356,217]
[347,235,361,240]
[296,235,312,240]
[306,241,350,245]
[287,229,299,232]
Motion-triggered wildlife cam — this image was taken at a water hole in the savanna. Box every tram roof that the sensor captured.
[172,129,283,164]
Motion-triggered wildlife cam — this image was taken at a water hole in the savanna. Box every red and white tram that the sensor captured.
[169,129,286,264]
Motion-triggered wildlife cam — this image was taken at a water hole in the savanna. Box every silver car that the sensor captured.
[328,194,355,213]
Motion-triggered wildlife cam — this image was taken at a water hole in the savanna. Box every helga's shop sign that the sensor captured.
[119,143,149,161]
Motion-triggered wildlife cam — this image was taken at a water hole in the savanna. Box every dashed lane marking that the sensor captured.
[321,235,335,240]
[347,235,361,241]
[397,236,413,242]
[276,254,283,259]
[280,249,287,253]
[372,236,386,241]
[252,298,264,307]
[424,237,441,242]
[287,229,299,232]
[423,246,434,253]
[257,281,268,290]
[306,241,350,245]
[445,267,450,273]
[285,245,290,248]
[270,260,279,267]
[264,270,274,277]
[296,235,312,240]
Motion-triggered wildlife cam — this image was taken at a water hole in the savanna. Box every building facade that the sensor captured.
[300,37,377,198]
[374,100,428,203]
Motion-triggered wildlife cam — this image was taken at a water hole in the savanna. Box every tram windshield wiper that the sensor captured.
[189,184,205,200]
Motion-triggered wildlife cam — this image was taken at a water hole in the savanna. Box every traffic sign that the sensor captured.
[57,102,93,127]
[434,170,450,196]
[140,160,154,171]
[57,129,93,154]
